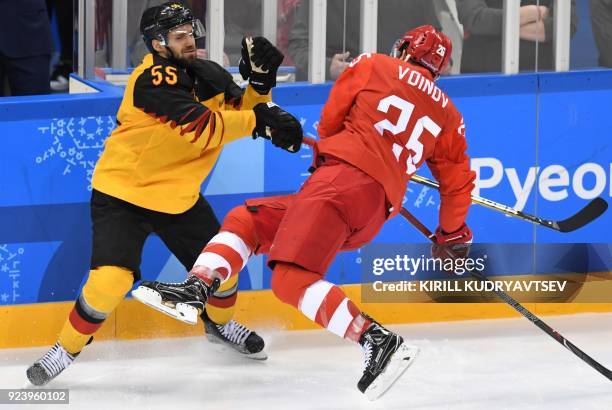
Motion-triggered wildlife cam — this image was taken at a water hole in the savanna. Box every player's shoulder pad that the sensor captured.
[347,52,375,70]
[187,59,236,101]
[136,54,193,93]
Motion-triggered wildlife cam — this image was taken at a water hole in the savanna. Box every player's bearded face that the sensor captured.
[167,23,197,64]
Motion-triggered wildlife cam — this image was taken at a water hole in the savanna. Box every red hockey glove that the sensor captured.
[431,223,473,261]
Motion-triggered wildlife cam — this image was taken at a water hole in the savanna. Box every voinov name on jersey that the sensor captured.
[471,159,612,211]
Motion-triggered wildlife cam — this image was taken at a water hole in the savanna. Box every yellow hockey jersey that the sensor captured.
[92,53,270,213]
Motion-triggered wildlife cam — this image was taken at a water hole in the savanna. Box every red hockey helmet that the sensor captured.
[391,25,452,79]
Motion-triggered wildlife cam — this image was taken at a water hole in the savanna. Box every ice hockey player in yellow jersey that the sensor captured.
[26,1,303,386]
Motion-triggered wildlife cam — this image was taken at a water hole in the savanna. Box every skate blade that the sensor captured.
[244,350,268,360]
[365,343,419,401]
[131,286,199,325]
[206,333,269,360]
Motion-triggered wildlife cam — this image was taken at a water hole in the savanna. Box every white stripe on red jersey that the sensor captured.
[299,280,334,321]
[298,280,362,339]
[192,231,253,283]
[194,252,232,277]
[326,298,354,338]
[209,231,251,262]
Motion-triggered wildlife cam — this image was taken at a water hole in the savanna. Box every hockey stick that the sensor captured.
[399,206,612,382]
[301,136,608,232]
[409,174,608,233]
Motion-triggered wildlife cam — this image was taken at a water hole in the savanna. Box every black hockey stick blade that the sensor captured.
[408,174,608,233]
[553,197,608,232]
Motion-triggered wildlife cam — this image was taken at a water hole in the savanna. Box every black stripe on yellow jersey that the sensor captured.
[92,53,271,213]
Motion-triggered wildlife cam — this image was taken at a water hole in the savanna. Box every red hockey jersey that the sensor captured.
[317,53,475,232]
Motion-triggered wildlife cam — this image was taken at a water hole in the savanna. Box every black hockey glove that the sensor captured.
[239,36,284,95]
[253,102,303,153]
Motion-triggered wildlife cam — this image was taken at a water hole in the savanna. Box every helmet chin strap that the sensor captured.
[165,45,178,60]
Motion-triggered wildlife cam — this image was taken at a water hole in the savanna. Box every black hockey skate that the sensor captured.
[132,275,220,325]
[27,342,78,386]
[357,320,419,400]
[201,311,267,360]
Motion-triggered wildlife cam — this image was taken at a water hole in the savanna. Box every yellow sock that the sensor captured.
[58,322,92,355]
[59,266,133,354]
[205,274,238,325]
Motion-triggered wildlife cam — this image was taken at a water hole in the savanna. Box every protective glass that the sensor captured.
[389,38,403,58]
[191,18,206,39]
[161,19,206,45]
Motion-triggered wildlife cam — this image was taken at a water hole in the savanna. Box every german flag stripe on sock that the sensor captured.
[208,291,238,309]
[69,297,106,335]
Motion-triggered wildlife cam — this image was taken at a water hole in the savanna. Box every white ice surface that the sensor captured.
[1,313,611,410]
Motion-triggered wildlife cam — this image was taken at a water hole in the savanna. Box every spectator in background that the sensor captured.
[0,0,52,96]
[46,0,73,91]
[224,0,261,65]
[277,0,301,65]
[590,0,612,68]
[457,0,578,73]
[223,0,301,66]
[95,0,114,68]
[288,0,442,81]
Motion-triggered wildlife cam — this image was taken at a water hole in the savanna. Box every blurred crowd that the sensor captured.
[2,0,612,96]
[0,0,73,96]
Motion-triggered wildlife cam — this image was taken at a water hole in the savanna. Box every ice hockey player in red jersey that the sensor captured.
[133,25,476,400]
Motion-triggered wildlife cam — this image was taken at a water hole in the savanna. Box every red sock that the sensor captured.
[191,206,258,284]
[272,263,371,342]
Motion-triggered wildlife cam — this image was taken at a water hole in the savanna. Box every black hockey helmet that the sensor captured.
[140,2,205,53]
